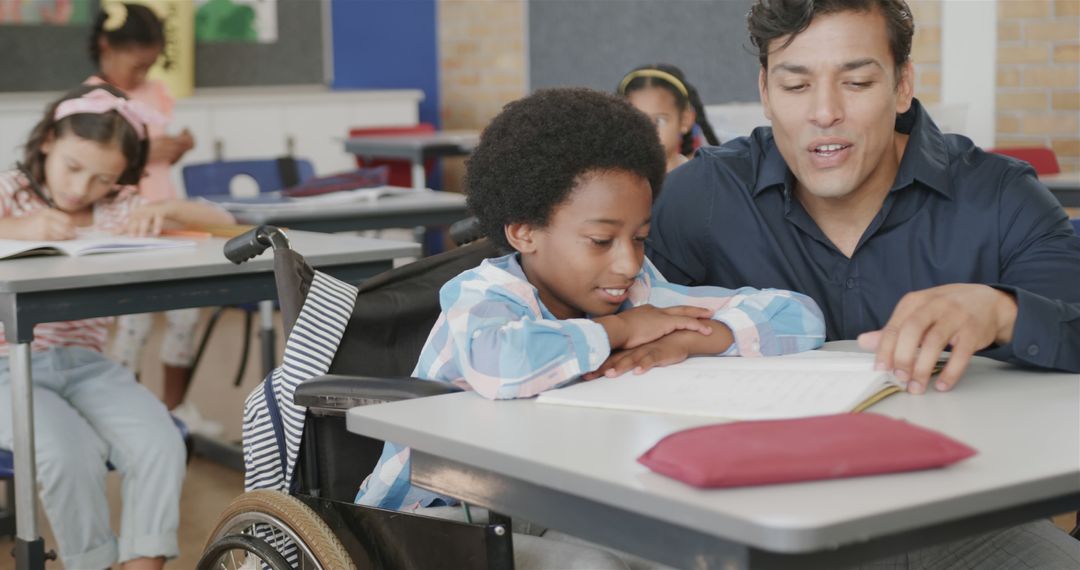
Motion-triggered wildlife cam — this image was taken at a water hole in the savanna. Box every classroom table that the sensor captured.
[343,130,480,191]
[219,189,469,233]
[347,343,1080,569]
[1042,171,1080,208]
[0,231,419,570]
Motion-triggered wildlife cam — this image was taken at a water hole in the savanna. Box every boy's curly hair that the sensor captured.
[465,88,666,250]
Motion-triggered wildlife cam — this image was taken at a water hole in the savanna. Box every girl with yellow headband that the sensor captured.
[618,64,720,172]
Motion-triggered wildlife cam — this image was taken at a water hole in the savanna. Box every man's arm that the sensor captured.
[862,170,1080,392]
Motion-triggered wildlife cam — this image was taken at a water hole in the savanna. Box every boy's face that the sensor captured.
[758,8,913,201]
[507,169,652,320]
[41,132,127,213]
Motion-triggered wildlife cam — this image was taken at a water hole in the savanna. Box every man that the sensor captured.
[647,0,1080,567]
[649,0,1080,393]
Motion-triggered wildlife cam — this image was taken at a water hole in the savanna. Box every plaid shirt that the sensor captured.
[355,253,825,509]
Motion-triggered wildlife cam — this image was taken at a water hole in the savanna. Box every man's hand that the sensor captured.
[858,284,1017,394]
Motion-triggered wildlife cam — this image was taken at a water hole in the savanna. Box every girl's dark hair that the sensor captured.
[466,88,666,251]
[748,0,914,79]
[618,63,721,154]
[89,2,166,66]
[21,84,149,187]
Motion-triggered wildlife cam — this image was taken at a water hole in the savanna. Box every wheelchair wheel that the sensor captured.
[197,534,292,569]
[201,490,356,570]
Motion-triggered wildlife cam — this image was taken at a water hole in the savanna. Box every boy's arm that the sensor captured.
[641,258,826,356]
[442,277,611,400]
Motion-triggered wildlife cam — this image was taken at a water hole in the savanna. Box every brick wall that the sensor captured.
[996,0,1079,173]
[438,0,528,191]
[435,0,1078,174]
[910,0,943,105]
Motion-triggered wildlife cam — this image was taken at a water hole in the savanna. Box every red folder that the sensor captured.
[638,413,976,488]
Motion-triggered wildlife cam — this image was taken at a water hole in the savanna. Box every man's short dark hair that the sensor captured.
[465,88,666,251]
[747,0,914,77]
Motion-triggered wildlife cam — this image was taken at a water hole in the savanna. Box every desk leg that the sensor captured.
[259,300,276,378]
[411,161,426,191]
[10,343,45,569]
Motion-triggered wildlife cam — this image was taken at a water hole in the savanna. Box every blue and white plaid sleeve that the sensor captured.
[638,257,826,356]
[434,259,611,400]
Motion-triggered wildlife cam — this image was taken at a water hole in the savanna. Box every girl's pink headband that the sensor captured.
[53,88,165,140]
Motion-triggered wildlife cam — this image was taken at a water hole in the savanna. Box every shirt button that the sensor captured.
[1026,344,1040,357]
[845,278,856,289]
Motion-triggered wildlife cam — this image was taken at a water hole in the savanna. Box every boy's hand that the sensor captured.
[15,209,76,240]
[596,304,714,350]
[586,332,693,379]
[125,203,173,237]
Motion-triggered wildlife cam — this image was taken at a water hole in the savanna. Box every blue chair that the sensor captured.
[1071,219,1080,235]
[0,416,190,540]
[182,158,317,388]
[182,158,316,197]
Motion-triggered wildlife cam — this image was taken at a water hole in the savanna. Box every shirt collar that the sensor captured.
[751,98,953,200]
[890,98,952,198]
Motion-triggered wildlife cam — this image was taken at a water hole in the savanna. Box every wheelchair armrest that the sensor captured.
[293,374,463,415]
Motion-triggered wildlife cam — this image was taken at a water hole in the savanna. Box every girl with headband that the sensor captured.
[618,64,720,172]
[0,84,230,570]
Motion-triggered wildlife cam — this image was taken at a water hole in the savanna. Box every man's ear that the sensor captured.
[895,61,915,114]
[505,222,538,254]
[758,68,774,121]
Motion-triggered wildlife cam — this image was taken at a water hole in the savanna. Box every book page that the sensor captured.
[55,236,195,256]
[0,240,59,260]
[0,236,194,259]
[536,353,901,420]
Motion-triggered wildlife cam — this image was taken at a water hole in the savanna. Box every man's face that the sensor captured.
[759,9,914,201]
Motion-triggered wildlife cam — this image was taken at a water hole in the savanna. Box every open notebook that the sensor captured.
[0,236,195,260]
[536,351,908,420]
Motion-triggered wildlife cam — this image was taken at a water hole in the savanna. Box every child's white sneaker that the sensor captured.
[172,401,225,438]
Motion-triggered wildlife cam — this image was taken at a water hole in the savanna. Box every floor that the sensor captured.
[0,309,1077,569]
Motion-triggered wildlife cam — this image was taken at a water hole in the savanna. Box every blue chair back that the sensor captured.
[182,158,316,198]
[1071,219,1080,235]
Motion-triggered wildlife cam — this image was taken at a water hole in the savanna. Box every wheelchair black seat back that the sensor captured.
[199,226,517,570]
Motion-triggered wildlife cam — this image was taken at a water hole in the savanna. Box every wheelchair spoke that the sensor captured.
[228,550,237,569]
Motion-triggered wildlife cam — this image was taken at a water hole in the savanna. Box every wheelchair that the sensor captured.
[197,222,519,570]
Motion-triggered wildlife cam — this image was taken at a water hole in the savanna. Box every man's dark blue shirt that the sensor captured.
[648,99,1080,372]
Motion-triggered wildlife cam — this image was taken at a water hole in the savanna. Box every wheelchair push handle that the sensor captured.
[224,225,292,264]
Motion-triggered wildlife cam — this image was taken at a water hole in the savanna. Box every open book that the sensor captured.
[536,351,907,420]
[0,236,196,260]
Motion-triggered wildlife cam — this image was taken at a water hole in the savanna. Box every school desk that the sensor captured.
[220,189,469,233]
[347,342,1080,569]
[343,130,480,191]
[0,231,418,570]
